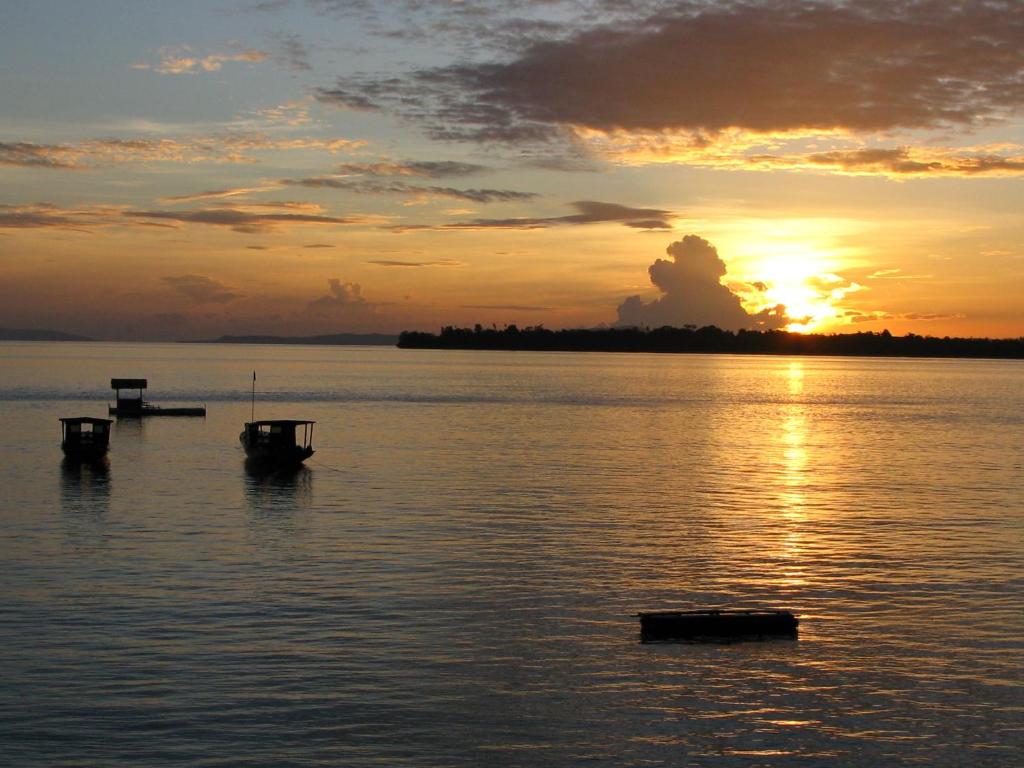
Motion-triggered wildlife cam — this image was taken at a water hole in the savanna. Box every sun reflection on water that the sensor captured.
[776,361,810,587]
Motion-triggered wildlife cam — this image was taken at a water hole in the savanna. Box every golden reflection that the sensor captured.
[775,361,809,586]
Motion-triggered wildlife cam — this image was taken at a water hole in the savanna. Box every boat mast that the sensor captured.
[251,370,256,423]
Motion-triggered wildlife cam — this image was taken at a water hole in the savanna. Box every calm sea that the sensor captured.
[0,342,1021,767]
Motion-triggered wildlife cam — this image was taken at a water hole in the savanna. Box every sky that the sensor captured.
[1,0,1022,341]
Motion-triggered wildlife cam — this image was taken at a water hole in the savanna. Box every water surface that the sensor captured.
[1,342,1021,766]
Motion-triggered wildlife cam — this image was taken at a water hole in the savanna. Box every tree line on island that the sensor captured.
[398,324,1024,359]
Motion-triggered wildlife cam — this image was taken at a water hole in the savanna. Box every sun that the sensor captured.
[734,240,861,333]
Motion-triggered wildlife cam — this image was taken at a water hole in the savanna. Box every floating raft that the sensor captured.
[637,609,798,642]
[108,378,206,417]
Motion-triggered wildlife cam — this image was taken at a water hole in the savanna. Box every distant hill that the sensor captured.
[196,333,399,346]
[0,327,93,341]
[399,325,1024,359]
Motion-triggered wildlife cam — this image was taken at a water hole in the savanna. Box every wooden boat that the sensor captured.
[108,378,206,416]
[637,609,798,642]
[60,417,112,460]
[240,420,315,467]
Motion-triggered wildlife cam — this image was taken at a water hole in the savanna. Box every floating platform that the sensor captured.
[637,609,798,642]
[107,404,206,417]
[108,378,205,417]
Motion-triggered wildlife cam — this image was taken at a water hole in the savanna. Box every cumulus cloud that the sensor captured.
[133,45,267,75]
[162,275,240,304]
[307,278,372,313]
[617,236,788,331]
[390,200,673,232]
[282,175,536,203]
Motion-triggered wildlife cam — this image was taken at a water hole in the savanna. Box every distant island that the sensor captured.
[398,325,1024,359]
[0,327,93,342]
[195,333,399,346]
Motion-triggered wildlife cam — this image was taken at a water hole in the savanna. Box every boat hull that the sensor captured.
[61,443,109,461]
[239,433,314,467]
[638,609,798,642]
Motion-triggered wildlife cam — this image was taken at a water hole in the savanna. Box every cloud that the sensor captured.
[322,2,1024,153]
[461,304,552,311]
[134,45,267,75]
[335,160,490,178]
[847,310,965,324]
[249,100,313,126]
[0,134,364,170]
[307,278,372,313]
[746,146,1024,178]
[616,235,788,331]
[162,275,240,304]
[368,259,462,267]
[0,142,80,169]
[0,203,123,230]
[282,175,536,203]
[159,185,279,203]
[390,200,673,231]
[124,207,359,233]
[270,33,312,71]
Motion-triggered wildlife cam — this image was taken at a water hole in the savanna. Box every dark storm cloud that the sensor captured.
[124,208,356,233]
[162,275,240,304]
[282,175,537,203]
[617,236,788,331]
[389,200,673,232]
[321,1,1024,142]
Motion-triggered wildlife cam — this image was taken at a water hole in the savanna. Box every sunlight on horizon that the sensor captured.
[729,225,863,333]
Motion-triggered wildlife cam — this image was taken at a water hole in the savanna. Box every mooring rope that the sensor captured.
[309,454,346,473]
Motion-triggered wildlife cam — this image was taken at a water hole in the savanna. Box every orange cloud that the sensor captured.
[0,134,364,170]
[388,200,674,232]
[124,207,361,233]
[133,45,267,75]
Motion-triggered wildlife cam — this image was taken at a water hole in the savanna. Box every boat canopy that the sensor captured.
[60,417,113,426]
[111,378,147,390]
[247,419,315,426]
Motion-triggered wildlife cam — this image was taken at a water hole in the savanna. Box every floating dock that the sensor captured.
[108,378,206,417]
[637,609,798,642]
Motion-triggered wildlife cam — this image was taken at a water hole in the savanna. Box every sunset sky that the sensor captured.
[2,0,1022,340]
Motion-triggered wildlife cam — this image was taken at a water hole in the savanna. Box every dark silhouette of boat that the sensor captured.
[60,417,112,460]
[108,378,205,416]
[638,609,798,642]
[240,420,315,467]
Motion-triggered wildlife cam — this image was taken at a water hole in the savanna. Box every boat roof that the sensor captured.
[60,417,113,425]
[246,419,316,426]
[111,378,147,389]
